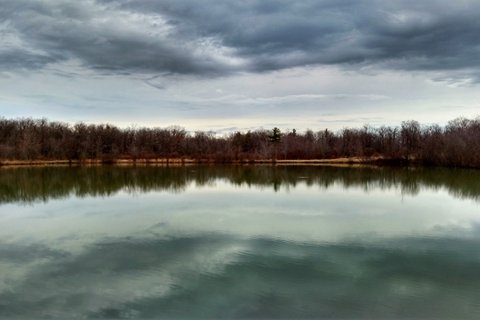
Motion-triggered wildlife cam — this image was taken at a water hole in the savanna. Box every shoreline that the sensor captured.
[0,157,389,167]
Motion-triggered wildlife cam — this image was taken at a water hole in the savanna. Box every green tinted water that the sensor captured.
[0,165,479,319]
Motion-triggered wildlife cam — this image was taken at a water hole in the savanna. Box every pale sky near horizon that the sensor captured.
[1,0,480,133]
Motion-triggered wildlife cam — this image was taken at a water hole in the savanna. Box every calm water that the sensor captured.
[0,165,480,319]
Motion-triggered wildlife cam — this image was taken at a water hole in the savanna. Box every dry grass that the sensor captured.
[0,157,386,168]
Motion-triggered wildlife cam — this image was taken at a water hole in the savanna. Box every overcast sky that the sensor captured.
[1,0,480,132]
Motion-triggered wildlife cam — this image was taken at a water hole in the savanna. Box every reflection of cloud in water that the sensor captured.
[1,166,480,318]
[0,235,479,319]
[0,170,479,253]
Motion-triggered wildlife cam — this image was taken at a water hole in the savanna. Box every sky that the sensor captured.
[1,0,480,133]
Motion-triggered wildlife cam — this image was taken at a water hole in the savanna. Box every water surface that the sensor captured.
[0,165,479,319]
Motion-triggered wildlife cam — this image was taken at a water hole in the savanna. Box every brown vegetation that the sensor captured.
[1,117,479,168]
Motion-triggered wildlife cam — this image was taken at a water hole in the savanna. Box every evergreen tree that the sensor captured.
[268,127,282,161]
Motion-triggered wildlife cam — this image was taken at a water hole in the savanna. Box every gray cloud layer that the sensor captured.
[1,0,480,78]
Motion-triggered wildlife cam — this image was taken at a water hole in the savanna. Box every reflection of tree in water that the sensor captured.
[1,165,480,203]
[399,169,421,197]
[271,166,282,192]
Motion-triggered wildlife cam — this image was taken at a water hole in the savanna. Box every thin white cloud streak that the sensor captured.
[1,65,479,132]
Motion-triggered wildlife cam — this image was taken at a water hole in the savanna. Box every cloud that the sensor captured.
[1,0,480,79]
[0,0,244,75]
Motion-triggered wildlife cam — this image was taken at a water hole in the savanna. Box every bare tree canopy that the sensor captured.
[1,117,479,168]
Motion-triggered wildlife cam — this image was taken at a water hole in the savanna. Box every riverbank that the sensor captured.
[0,157,389,167]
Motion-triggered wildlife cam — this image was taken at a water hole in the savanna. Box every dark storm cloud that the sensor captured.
[0,0,231,75]
[0,49,57,71]
[2,0,480,77]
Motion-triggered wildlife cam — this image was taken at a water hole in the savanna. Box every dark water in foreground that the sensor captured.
[0,165,480,319]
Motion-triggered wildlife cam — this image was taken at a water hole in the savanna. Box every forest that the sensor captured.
[0,116,479,168]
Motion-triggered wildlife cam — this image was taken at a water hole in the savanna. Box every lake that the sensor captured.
[0,165,479,319]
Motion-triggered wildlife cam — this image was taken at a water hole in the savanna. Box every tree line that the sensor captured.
[0,117,479,168]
